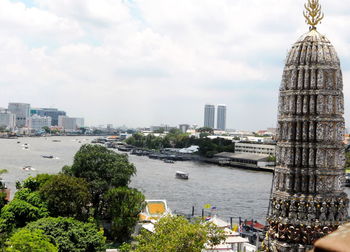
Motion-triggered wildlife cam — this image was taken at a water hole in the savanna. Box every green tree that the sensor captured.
[101,187,145,242]
[24,217,106,252]
[63,144,136,217]
[40,174,91,220]
[0,198,48,233]
[196,127,214,135]
[5,228,57,252]
[42,126,51,134]
[19,174,54,192]
[127,216,225,252]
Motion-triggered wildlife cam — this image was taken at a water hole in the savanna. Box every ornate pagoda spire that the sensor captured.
[303,0,324,30]
[263,1,349,251]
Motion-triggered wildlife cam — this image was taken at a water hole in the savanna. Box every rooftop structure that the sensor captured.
[264,1,349,250]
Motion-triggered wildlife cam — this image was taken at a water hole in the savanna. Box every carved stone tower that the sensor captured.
[264,0,349,251]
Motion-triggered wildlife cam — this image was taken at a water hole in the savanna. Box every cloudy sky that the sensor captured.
[0,0,349,130]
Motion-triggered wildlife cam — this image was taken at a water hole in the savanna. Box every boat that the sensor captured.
[22,166,36,171]
[164,159,175,164]
[175,171,189,179]
[42,155,54,159]
[52,140,61,142]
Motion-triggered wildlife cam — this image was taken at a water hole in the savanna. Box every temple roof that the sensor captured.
[296,29,329,43]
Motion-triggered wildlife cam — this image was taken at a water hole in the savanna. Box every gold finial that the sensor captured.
[303,0,324,30]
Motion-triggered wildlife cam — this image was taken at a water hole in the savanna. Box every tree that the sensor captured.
[40,174,90,220]
[196,127,214,135]
[5,228,57,252]
[0,198,48,233]
[125,216,225,252]
[63,144,136,216]
[18,174,54,192]
[42,126,51,134]
[24,217,106,252]
[101,187,145,242]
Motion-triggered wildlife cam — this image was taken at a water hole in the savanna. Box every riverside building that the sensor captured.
[0,110,16,131]
[264,1,349,251]
[216,105,226,131]
[8,102,30,128]
[204,104,215,129]
[31,108,66,126]
[29,115,52,131]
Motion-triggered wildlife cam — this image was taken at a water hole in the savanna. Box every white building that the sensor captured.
[8,103,30,128]
[217,105,227,131]
[235,142,276,156]
[204,104,215,129]
[0,110,16,130]
[58,116,84,131]
[29,115,52,131]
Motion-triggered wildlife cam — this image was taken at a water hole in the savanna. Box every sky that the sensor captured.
[0,0,350,130]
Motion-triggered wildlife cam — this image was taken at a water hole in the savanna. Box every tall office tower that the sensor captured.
[264,1,349,251]
[204,104,215,129]
[216,105,226,130]
[8,103,30,128]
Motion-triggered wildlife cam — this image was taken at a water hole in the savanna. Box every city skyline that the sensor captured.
[0,0,349,130]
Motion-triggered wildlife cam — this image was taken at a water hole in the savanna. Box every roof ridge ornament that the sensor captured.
[303,0,324,30]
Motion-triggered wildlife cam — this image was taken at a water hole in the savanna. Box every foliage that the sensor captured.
[126,131,234,157]
[40,174,90,220]
[267,155,276,163]
[24,217,106,252]
[0,198,48,232]
[5,228,57,252]
[19,174,54,192]
[129,216,225,252]
[196,127,214,135]
[63,144,136,216]
[345,152,350,171]
[42,126,51,134]
[101,187,145,242]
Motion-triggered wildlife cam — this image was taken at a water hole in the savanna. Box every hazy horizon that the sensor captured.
[1,0,349,131]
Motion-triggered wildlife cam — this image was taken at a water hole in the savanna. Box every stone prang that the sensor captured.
[264,29,349,251]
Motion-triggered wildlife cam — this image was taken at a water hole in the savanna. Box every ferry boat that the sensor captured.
[175,171,189,179]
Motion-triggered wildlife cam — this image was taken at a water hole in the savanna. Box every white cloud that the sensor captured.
[0,0,349,130]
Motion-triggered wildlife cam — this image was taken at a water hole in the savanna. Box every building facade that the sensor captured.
[179,124,190,133]
[31,108,66,126]
[216,105,226,131]
[29,115,52,131]
[0,110,16,130]
[58,116,84,131]
[204,104,215,129]
[264,1,349,250]
[8,103,30,128]
[235,143,275,156]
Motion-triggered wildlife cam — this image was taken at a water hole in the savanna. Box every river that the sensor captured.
[0,136,348,224]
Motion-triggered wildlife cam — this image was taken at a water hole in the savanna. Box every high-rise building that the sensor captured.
[58,116,84,131]
[216,105,226,130]
[0,110,16,130]
[204,104,215,128]
[31,108,66,126]
[29,115,52,130]
[179,124,190,133]
[264,1,349,251]
[8,103,30,128]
